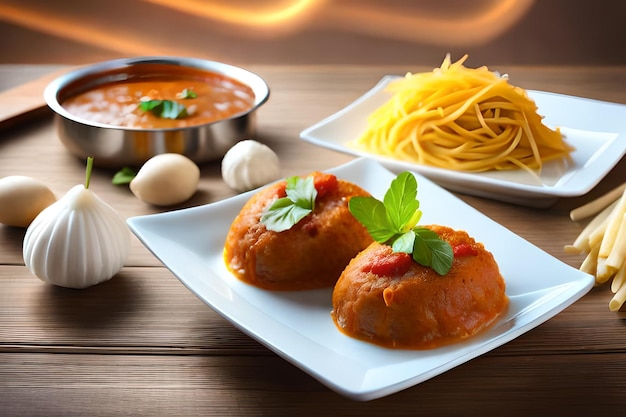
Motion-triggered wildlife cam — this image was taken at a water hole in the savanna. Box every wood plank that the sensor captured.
[2,352,626,415]
[0,266,265,354]
[0,66,71,130]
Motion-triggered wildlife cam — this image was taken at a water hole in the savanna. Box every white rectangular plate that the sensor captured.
[127,158,594,401]
[300,76,626,207]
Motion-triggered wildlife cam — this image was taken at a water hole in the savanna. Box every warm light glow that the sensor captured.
[140,0,325,27]
[136,0,534,44]
[0,3,199,57]
[0,0,536,61]
[325,0,536,46]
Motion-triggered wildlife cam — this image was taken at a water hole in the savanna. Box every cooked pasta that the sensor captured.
[353,55,573,172]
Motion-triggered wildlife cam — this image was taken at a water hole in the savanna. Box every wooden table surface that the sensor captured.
[1,64,626,416]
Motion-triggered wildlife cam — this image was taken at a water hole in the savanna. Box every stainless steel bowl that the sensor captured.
[44,56,270,168]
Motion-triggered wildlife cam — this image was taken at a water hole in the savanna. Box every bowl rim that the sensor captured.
[44,56,271,132]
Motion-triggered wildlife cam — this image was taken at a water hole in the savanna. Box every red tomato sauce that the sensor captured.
[361,251,413,276]
[453,243,478,257]
[62,66,255,129]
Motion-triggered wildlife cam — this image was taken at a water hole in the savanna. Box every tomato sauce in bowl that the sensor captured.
[61,66,256,129]
[44,57,269,167]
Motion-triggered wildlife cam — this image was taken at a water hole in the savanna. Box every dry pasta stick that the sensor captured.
[605,212,626,270]
[567,191,626,309]
[609,281,626,311]
[353,54,573,172]
[579,245,599,279]
[596,257,615,284]
[570,182,626,221]
[611,264,626,293]
[598,189,626,258]
[564,200,616,254]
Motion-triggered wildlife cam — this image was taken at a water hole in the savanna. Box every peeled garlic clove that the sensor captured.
[23,184,130,289]
[221,140,281,192]
[130,153,200,206]
[0,175,56,228]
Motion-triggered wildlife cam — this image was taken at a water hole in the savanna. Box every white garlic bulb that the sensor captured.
[221,139,281,192]
[130,153,200,206]
[23,169,130,289]
[0,175,56,228]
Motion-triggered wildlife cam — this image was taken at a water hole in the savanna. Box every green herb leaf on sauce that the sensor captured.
[347,197,395,243]
[111,167,137,185]
[139,100,188,119]
[176,88,198,99]
[261,175,317,232]
[349,171,453,275]
[413,227,453,275]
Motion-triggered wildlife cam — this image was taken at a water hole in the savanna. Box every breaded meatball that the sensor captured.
[331,225,508,349]
[224,172,373,290]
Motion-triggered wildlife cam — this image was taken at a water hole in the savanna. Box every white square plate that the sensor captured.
[300,76,626,207]
[127,158,594,401]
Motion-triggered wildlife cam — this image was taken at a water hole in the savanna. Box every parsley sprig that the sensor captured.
[261,175,317,232]
[176,88,197,99]
[349,172,453,275]
[139,100,188,119]
[111,167,137,185]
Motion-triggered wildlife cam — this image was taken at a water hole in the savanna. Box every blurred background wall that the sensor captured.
[0,0,624,66]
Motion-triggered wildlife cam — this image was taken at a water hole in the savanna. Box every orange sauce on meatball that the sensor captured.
[332,225,508,349]
[224,172,374,291]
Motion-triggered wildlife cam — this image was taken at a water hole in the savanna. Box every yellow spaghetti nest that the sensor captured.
[353,55,573,172]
